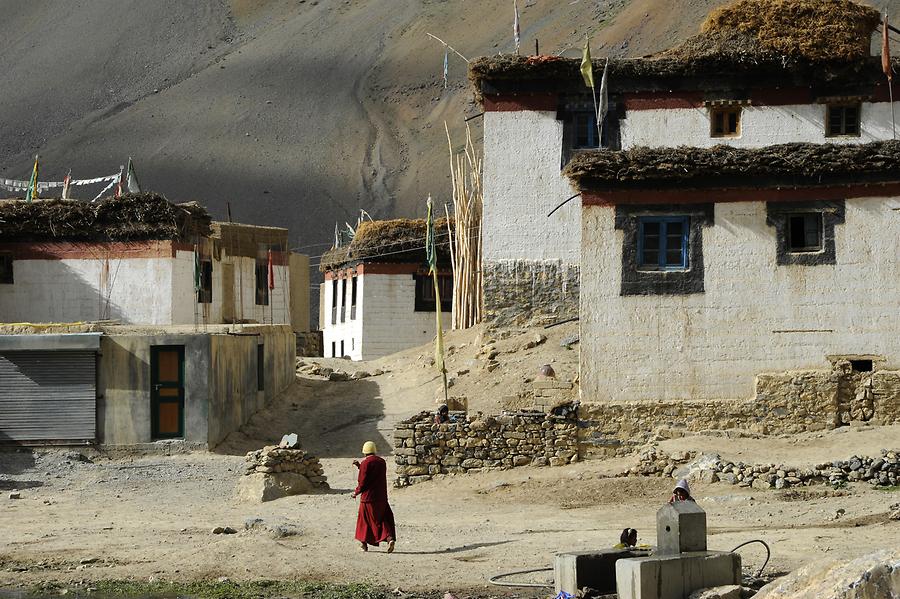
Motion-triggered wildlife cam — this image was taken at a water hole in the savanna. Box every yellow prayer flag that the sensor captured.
[580,40,594,89]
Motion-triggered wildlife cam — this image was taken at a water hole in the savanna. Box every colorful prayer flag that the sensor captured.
[25,156,39,203]
[267,248,275,290]
[580,40,594,89]
[513,0,521,54]
[61,171,71,200]
[598,57,610,129]
[193,246,201,292]
[426,196,437,275]
[884,13,893,81]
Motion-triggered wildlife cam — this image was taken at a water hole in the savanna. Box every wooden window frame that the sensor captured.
[414,273,453,312]
[636,216,690,271]
[826,103,861,137]
[786,212,825,253]
[710,107,741,138]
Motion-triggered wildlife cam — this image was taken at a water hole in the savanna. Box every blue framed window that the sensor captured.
[637,216,689,270]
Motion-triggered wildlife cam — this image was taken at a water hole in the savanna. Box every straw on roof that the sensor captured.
[0,193,211,242]
[469,0,885,96]
[319,217,454,271]
[563,141,900,191]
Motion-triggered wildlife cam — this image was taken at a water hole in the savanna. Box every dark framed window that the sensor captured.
[414,273,453,312]
[0,253,13,284]
[787,213,823,252]
[826,104,860,137]
[573,112,599,149]
[331,278,338,324]
[350,276,358,320]
[637,216,689,271]
[255,260,269,306]
[257,344,265,391]
[197,260,212,304]
[340,278,347,322]
[710,107,741,137]
[615,204,713,296]
[766,201,845,266]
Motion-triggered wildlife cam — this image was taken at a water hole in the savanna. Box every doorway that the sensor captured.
[150,345,185,439]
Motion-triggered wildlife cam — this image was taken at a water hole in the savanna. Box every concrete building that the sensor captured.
[0,194,302,447]
[319,218,452,361]
[469,2,900,431]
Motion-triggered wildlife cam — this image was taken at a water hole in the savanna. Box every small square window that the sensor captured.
[0,253,13,284]
[637,216,689,271]
[787,213,823,253]
[414,274,453,312]
[826,104,860,137]
[710,107,741,138]
[197,260,212,304]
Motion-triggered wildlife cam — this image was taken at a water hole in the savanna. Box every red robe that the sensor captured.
[354,454,395,545]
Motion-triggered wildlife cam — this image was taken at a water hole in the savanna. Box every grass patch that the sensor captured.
[874,485,900,492]
[30,580,396,599]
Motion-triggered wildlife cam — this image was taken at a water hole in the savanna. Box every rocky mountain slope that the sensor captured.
[0,0,893,259]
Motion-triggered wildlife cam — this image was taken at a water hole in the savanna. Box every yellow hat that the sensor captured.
[362,441,377,455]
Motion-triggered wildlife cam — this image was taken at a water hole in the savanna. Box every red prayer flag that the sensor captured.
[267,249,275,290]
[884,13,892,81]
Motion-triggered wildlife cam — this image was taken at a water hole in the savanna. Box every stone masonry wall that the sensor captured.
[579,369,900,458]
[483,260,579,327]
[393,411,579,486]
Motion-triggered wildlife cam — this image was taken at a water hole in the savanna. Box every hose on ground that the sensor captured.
[730,539,771,578]
[488,566,554,588]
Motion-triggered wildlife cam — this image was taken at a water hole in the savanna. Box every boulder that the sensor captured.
[754,548,900,599]
[688,585,742,599]
[236,472,313,502]
[673,453,722,481]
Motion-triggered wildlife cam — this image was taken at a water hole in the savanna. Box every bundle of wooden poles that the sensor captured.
[444,122,483,330]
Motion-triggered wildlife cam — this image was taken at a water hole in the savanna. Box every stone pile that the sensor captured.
[622,447,900,490]
[237,445,328,502]
[244,446,328,485]
[394,411,579,486]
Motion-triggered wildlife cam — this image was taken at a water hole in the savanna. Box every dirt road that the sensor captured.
[1,350,898,593]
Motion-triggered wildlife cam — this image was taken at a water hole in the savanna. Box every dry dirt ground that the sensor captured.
[1,326,898,594]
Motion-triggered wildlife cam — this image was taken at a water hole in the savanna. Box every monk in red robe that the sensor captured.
[352,441,395,552]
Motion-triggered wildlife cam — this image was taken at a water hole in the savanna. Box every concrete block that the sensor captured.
[657,501,707,555]
[615,551,741,599]
[555,549,650,596]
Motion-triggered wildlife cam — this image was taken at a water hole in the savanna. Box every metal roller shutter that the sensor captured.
[0,350,97,442]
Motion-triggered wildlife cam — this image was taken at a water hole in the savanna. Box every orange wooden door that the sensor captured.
[150,346,184,439]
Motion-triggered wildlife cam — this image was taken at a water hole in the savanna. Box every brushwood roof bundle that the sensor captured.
[469,0,887,96]
[319,217,454,272]
[0,193,211,242]
[563,140,900,191]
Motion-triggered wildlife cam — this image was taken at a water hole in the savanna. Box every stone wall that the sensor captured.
[295,330,323,357]
[483,259,579,327]
[237,445,329,502]
[579,369,900,459]
[393,411,579,486]
[626,447,900,490]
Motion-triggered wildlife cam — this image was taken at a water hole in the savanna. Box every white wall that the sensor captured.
[621,101,900,149]
[0,249,290,326]
[482,110,581,263]
[321,275,364,360]
[0,255,175,324]
[321,272,451,361]
[579,197,900,403]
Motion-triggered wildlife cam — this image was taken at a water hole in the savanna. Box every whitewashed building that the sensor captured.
[470,2,900,425]
[320,219,452,360]
[0,195,303,446]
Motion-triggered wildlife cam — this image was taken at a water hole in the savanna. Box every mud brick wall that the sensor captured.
[393,412,579,486]
[482,260,579,327]
[295,331,323,357]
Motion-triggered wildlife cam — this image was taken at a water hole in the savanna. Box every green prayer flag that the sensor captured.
[426,196,437,274]
[425,196,446,378]
[580,39,594,89]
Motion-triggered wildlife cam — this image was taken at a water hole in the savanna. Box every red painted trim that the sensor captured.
[324,263,452,278]
[581,182,900,206]
[483,93,559,112]
[0,240,177,260]
[623,85,900,110]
